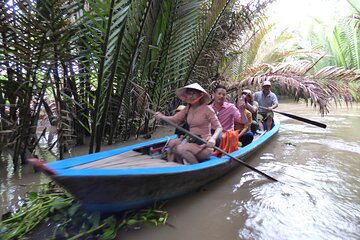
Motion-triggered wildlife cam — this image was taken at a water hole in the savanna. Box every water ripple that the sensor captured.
[231,156,360,240]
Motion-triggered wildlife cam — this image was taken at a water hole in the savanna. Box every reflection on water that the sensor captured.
[1,103,360,240]
[0,127,59,216]
[0,153,48,215]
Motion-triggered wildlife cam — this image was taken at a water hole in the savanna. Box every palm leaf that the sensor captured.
[87,0,132,152]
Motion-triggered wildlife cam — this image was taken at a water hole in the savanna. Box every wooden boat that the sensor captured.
[29,117,280,212]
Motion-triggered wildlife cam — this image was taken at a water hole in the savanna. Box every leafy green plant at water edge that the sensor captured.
[122,203,168,227]
[0,182,73,239]
[0,182,168,239]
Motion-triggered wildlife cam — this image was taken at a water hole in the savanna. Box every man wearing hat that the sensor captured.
[253,80,278,131]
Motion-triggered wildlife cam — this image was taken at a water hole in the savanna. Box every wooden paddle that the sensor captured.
[147,109,278,182]
[259,107,327,129]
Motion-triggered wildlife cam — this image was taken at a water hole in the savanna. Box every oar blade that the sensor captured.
[275,111,327,128]
[258,107,327,129]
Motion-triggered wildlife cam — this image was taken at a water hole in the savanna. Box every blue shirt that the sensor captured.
[254,91,278,113]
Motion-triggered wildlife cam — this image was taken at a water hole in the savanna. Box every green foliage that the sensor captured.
[304,1,360,104]
[1,0,274,159]
[0,182,73,240]
[308,16,360,71]
[0,182,168,240]
[217,1,360,114]
[122,204,168,227]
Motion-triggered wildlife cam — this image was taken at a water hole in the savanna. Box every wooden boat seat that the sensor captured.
[71,150,182,169]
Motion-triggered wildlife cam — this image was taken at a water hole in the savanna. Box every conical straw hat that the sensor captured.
[176,83,210,103]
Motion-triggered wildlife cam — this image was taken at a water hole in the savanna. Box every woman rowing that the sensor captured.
[154,83,222,164]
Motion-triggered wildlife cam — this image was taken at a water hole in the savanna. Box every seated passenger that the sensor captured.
[253,81,278,131]
[234,94,254,147]
[155,83,222,164]
[210,84,248,146]
[242,89,259,134]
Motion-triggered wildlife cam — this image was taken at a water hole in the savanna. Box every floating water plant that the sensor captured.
[0,182,168,239]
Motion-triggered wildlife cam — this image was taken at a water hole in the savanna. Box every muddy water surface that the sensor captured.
[1,102,360,240]
[121,103,360,240]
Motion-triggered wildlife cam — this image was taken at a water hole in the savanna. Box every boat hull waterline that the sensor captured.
[32,118,280,212]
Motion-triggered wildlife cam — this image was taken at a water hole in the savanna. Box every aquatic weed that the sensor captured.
[0,182,168,239]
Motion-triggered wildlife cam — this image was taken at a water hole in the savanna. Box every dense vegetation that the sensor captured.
[0,0,274,166]
[0,0,359,168]
[1,0,359,238]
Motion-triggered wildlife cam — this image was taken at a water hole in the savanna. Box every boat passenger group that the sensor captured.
[154,80,278,165]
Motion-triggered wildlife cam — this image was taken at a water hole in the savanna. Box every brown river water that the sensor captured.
[1,102,360,239]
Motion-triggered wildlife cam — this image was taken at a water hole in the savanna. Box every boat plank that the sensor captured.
[111,150,144,158]
[115,154,166,162]
[70,150,149,169]
[70,150,178,169]
[97,160,181,169]
[77,158,168,169]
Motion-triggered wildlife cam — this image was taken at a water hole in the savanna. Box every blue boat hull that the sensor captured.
[37,117,280,212]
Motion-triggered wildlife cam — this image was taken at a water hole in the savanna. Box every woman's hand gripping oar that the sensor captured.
[147,109,278,182]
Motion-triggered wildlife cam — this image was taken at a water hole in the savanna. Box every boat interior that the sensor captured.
[70,133,264,170]
[70,142,182,169]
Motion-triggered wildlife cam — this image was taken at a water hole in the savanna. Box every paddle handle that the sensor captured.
[146,109,278,182]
